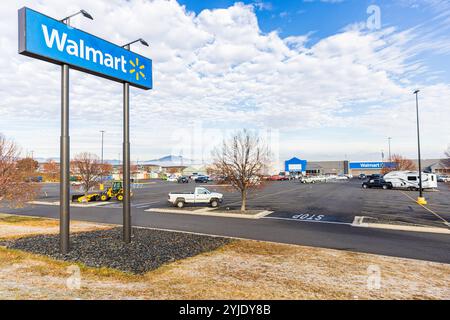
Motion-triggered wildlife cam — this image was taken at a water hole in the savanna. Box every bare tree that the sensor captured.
[42,159,59,181]
[71,152,102,194]
[444,146,450,167]
[382,154,416,174]
[212,130,270,211]
[100,163,113,178]
[0,134,38,206]
[16,157,39,178]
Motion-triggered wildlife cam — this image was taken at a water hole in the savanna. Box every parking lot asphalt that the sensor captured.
[21,179,450,227]
[1,179,449,263]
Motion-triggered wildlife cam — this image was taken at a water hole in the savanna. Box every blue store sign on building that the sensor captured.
[349,162,396,170]
[285,157,307,172]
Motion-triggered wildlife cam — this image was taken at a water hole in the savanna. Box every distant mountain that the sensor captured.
[34,157,59,163]
[149,155,184,163]
[140,155,200,166]
[32,155,204,167]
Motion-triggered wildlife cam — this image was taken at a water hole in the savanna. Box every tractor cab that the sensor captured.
[112,181,123,193]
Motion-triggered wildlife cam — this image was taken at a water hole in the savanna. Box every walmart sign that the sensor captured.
[18,7,152,90]
[349,162,396,170]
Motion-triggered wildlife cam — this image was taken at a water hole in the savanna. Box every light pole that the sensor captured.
[59,9,93,254]
[121,38,149,243]
[100,130,105,189]
[414,90,427,205]
[387,137,392,161]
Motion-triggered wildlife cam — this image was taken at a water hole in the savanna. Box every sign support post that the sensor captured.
[123,44,131,242]
[60,19,70,254]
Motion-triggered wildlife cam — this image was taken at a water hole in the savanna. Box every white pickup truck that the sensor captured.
[168,187,223,208]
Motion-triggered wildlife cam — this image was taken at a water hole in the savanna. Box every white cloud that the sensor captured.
[0,0,449,162]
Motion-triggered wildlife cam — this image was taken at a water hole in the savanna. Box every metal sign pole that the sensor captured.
[123,44,131,242]
[123,82,131,242]
[60,18,70,254]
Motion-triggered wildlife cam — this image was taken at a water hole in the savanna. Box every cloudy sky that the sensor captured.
[0,0,449,164]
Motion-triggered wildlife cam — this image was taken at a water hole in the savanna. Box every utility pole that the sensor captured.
[387,137,392,161]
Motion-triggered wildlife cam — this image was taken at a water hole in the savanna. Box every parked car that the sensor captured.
[362,178,393,190]
[189,173,199,180]
[166,175,178,182]
[177,176,189,183]
[358,174,367,180]
[269,174,288,181]
[437,175,450,182]
[335,174,350,180]
[168,187,223,208]
[300,175,328,183]
[194,175,209,183]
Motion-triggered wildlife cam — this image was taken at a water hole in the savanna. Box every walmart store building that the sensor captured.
[284,157,395,176]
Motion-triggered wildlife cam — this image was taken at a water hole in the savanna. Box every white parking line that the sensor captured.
[135,201,162,208]
[262,216,352,226]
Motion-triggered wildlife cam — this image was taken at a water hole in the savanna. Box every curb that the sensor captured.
[352,216,450,235]
[28,201,111,208]
[145,208,273,219]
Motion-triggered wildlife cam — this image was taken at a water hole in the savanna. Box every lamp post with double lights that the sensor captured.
[121,38,149,243]
[59,9,94,254]
[387,137,392,161]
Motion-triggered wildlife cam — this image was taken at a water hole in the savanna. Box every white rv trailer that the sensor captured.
[383,171,438,190]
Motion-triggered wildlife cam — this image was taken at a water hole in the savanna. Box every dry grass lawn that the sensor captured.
[0,213,448,300]
[0,213,111,239]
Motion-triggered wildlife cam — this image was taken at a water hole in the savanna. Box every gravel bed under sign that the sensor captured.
[6,227,232,274]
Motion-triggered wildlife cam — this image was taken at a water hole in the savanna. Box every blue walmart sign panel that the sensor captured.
[18,7,152,90]
[349,162,396,170]
[285,157,307,172]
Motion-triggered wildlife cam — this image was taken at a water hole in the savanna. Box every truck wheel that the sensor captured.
[362,184,368,189]
[100,194,109,201]
[382,185,388,190]
[117,194,124,201]
[176,200,185,208]
[210,199,219,208]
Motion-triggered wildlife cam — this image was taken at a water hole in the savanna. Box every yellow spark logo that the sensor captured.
[129,57,145,81]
